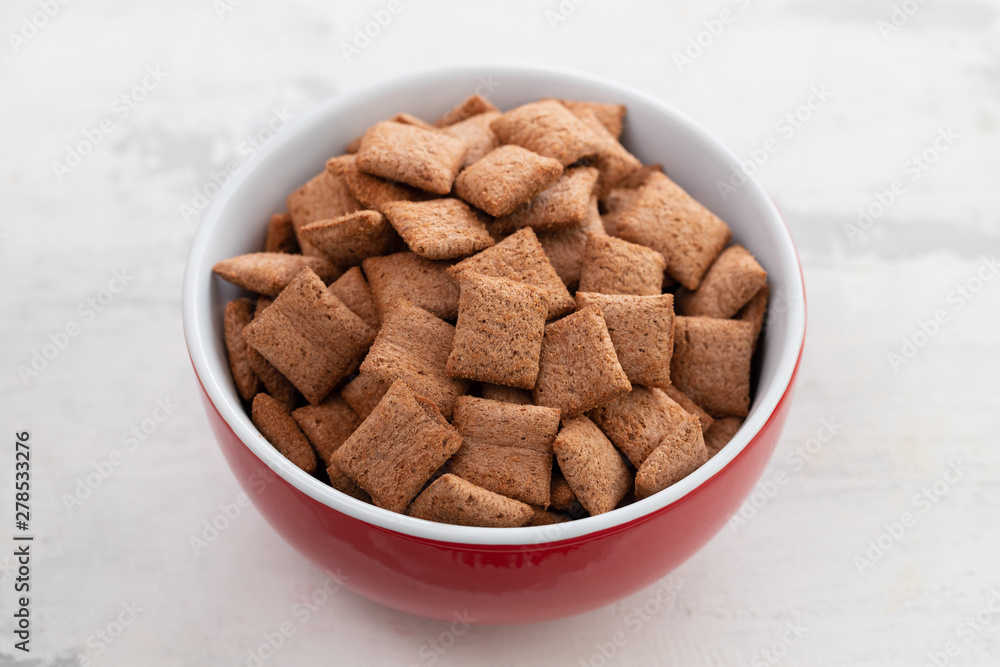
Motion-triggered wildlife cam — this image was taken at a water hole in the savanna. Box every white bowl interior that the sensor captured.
[183,64,806,546]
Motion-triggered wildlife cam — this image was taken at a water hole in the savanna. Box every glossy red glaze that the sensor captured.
[197,354,800,625]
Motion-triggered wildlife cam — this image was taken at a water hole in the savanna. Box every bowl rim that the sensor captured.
[182,63,807,547]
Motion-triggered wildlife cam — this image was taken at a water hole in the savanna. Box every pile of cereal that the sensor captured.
[212,95,770,527]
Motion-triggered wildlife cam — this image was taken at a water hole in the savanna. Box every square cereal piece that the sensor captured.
[616,163,662,190]
[634,429,708,500]
[526,506,569,526]
[441,111,501,168]
[671,316,756,418]
[286,170,361,256]
[264,213,299,254]
[491,166,600,234]
[588,386,702,467]
[359,300,469,418]
[224,298,261,402]
[575,292,674,388]
[479,382,533,405]
[537,195,606,289]
[616,489,636,510]
[449,227,574,319]
[341,373,390,419]
[242,269,376,405]
[251,393,317,473]
[292,396,361,467]
[389,112,434,129]
[532,305,631,417]
[552,416,632,515]
[382,198,494,260]
[491,100,604,165]
[287,170,362,229]
[300,210,396,266]
[576,108,642,197]
[617,171,732,290]
[329,266,380,330]
[362,251,460,320]
[326,155,423,212]
[704,417,744,457]
[433,93,500,128]
[555,99,627,139]
[549,470,579,513]
[212,252,339,297]
[326,461,372,503]
[406,474,533,527]
[677,244,768,319]
[333,380,462,513]
[454,145,563,217]
[737,283,770,347]
[449,396,560,505]
[356,121,466,195]
[244,298,299,407]
[446,273,547,389]
[599,187,640,237]
[663,383,714,432]
[578,233,666,296]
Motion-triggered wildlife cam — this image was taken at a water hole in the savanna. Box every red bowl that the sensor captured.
[182,64,806,625]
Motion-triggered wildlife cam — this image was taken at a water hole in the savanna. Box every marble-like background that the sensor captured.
[1,1,998,665]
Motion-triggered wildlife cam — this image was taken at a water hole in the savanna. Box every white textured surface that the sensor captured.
[1,1,998,666]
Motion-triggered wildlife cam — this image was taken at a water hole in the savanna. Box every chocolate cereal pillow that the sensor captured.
[211,94,768,527]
